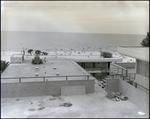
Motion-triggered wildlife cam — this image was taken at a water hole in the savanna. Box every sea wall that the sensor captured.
[1,80,94,98]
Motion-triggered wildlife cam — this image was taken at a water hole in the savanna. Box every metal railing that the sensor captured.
[84,67,128,77]
[84,67,146,91]
[1,74,91,83]
[137,84,149,92]
[123,76,149,92]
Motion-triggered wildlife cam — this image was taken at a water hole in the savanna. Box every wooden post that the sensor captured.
[43,77,45,82]
[66,76,68,81]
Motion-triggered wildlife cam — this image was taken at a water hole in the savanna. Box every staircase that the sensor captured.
[98,78,107,90]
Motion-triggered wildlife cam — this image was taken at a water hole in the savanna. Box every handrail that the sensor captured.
[123,75,149,92]
[111,63,127,70]
[1,74,90,79]
[137,83,149,91]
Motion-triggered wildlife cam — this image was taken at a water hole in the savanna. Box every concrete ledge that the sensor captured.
[61,86,86,95]
[1,80,94,98]
[116,62,135,68]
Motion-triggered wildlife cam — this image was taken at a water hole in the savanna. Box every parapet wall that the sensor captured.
[116,62,135,68]
[118,79,149,115]
[1,80,94,98]
[10,54,23,63]
[105,78,149,115]
[106,79,119,92]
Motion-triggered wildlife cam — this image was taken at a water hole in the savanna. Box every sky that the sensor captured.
[1,1,149,34]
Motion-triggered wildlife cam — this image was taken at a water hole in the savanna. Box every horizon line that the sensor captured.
[1,30,146,35]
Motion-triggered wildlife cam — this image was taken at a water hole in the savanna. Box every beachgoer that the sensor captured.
[44,57,46,62]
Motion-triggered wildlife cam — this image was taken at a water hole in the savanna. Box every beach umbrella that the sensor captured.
[27,49,33,55]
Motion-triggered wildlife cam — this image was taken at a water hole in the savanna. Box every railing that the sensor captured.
[137,84,149,92]
[1,74,91,83]
[84,67,141,90]
[84,67,129,77]
[123,76,149,92]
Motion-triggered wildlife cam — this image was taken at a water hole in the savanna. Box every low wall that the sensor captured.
[1,80,94,98]
[11,57,22,63]
[118,79,149,115]
[61,86,86,95]
[116,62,135,68]
[106,78,119,92]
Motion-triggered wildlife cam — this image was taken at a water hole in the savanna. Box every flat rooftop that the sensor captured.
[1,59,93,83]
[1,85,149,118]
[117,46,149,62]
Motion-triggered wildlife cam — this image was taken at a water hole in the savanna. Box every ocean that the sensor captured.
[1,31,145,52]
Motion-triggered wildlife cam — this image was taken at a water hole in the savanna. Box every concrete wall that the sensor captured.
[118,79,149,115]
[106,79,119,92]
[61,86,86,95]
[116,63,135,68]
[136,59,149,78]
[1,80,94,98]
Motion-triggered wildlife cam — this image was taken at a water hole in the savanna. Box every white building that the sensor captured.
[118,46,149,93]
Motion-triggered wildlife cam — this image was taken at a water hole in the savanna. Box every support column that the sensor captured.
[87,76,89,80]
[19,78,21,83]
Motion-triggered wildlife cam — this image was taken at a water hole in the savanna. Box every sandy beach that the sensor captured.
[1,50,135,63]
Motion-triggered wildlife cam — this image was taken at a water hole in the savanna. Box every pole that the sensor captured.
[87,76,89,80]
[19,78,21,83]
[126,69,128,77]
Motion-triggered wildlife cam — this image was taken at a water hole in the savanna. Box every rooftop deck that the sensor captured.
[1,59,94,83]
[117,46,149,62]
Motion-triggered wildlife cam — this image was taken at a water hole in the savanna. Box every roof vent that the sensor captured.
[53,66,56,69]
[56,72,59,75]
[35,73,38,76]
[35,67,38,69]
